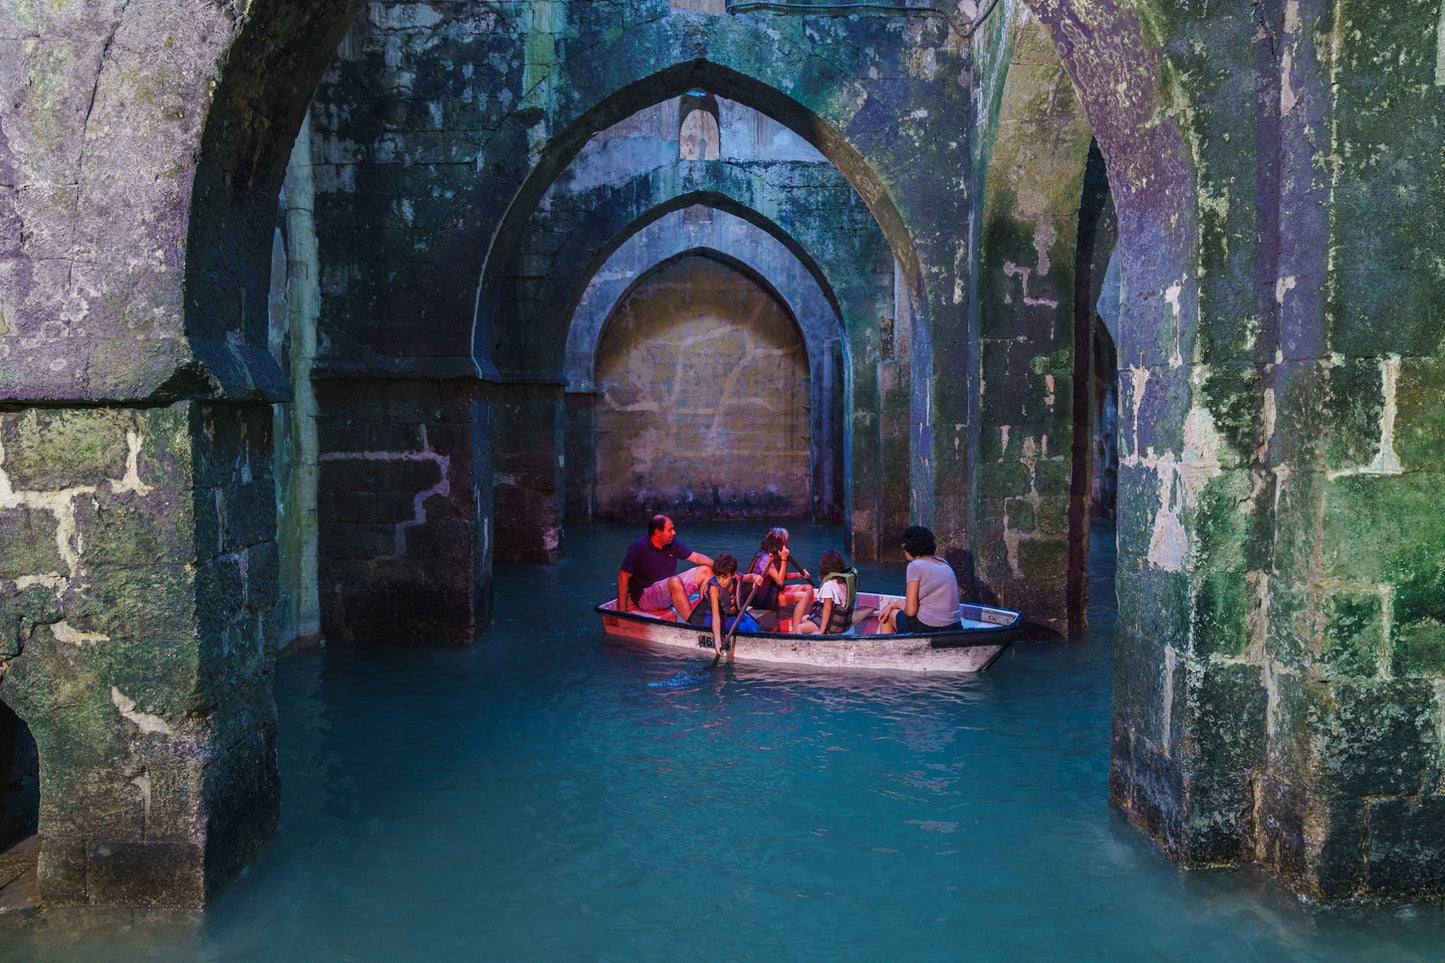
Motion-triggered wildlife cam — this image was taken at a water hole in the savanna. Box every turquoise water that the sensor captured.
[4,521,1445,960]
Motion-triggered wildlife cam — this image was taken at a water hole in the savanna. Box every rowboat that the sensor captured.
[594,591,1022,673]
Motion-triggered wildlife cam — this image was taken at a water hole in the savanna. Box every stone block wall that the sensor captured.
[315,380,486,644]
[592,255,812,523]
[0,403,279,905]
[495,99,880,532]
[308,0,970,561]
[7,0,1440,908]
[560,205,859,529]
[1242,0,1445,901]
[1023,0,1445,902]
[1022,0,1272,887]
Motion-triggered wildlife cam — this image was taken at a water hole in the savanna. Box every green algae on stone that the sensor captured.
[0,409,133,491]
[1323,358,1386,471]
[1196,362,1258,468]
[1318,590,1385,681]
[1393,356,1445,471]
[1187,568,1249,659]
[1390,616,1445,679]
[1321,473,1445,585]
[1307,679,1439,799]
[0,507,67,578]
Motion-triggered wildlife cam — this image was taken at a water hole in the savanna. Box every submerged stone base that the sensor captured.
[315,378,489,645]
[1111,634,1445,903]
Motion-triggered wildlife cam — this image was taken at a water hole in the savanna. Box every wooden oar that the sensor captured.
[785,553,818,589]
[714,575,764,666]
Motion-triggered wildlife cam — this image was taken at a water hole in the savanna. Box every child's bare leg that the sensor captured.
[792,595,809,627]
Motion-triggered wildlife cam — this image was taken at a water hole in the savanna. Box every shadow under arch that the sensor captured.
[0,698,38,851]
[181,0,365,399]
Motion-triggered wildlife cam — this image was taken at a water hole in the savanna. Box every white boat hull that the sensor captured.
[596,591,1021,674]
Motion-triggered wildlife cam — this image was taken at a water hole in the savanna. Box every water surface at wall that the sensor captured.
[2,522,1444,959]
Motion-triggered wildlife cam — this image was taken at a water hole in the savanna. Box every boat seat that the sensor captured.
[637,607,678,622]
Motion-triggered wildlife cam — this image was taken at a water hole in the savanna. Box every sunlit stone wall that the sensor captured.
[594,256,810,519]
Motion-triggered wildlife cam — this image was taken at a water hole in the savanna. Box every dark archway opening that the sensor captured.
[0,698,40,904]
[1067,138,1118,634]
[0,701,38,848]
[1090,321,1119,521]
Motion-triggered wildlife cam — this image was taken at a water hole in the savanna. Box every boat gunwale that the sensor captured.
[593,596,1023,650]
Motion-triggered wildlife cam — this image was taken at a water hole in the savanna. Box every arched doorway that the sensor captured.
[593,254,811,520]
[562,209,850,527]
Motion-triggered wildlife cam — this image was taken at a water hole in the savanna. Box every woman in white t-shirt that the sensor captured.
[793,549,855,634]
[877,526,963,634]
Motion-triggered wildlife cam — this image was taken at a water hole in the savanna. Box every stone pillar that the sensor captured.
[492,382,565,563]
[970,16,1094,634]
[810,339,845,524]
[563,391,598,527]
[0,403,280,905]
[271,113,323,650]
[870,267,914,561]
[315,377,487,646]
[1250,0,1445,901]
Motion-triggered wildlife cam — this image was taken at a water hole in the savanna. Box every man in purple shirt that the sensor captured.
[617,514,714,617]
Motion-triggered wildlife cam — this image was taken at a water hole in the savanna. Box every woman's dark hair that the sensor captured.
[760,527,789,553]
[819,549,846,578]
[714,553,737,577]
[901,525,936,557]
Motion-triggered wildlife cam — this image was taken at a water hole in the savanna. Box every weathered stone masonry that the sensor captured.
[0,404,280,904]
[1,0,360,904]
[1010,0,1445,901]
[2,0,1442,907]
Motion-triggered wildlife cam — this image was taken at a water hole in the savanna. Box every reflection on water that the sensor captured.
[3,521,1445,960]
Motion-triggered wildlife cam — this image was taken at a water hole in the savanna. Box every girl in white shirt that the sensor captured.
[793,549,855,634]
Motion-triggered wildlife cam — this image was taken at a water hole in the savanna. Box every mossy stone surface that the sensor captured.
[1322,474,1445,585]
[0,507,66,578]
[1187,569,1249,659]
[1318,590,1385,681]
[1308,679,1439,799]
[0,410,132,491]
